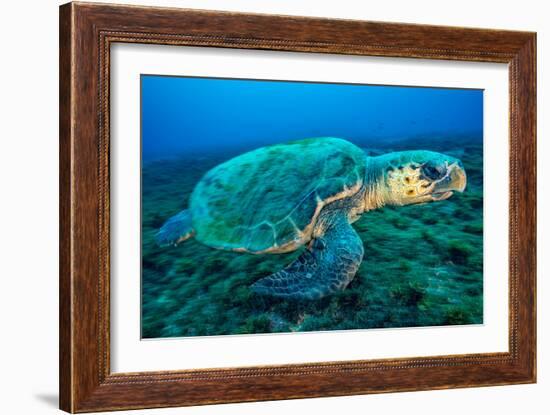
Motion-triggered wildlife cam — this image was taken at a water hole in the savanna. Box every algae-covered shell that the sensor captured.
[189,137,366,253]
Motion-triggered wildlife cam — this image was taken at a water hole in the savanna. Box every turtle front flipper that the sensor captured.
[251,215,364,300]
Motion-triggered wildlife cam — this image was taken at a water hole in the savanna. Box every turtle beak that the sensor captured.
[430,163,467,201]
[449,163,467,192]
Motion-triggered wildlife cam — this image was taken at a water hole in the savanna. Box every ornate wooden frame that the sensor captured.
[59,2,536,412]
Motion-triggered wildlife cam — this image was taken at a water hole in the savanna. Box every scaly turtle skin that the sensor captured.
[156,137,467,300]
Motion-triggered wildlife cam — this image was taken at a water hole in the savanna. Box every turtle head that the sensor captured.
[376,150,467,206]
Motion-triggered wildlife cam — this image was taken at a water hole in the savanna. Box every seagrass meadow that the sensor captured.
[141,134,483,338]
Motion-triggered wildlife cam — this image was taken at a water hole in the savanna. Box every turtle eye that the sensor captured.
[421,163,444,180]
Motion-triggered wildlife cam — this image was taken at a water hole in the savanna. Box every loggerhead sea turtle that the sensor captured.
[156,137,467,300]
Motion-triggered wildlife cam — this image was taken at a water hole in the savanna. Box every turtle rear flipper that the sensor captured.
[155,210,195,247]
[251,215,364,300]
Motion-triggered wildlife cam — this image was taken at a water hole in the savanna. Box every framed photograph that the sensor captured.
[59,2,536,412]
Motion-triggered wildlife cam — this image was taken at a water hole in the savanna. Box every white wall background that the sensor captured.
[0,0,546,414]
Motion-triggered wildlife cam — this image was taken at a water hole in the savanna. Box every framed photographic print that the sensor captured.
[59,2,536,412]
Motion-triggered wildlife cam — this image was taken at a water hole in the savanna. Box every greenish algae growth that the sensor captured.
[141,137,483,338]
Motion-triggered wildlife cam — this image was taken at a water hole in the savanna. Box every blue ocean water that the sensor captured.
[141,75,483,338]
[142,75,482,161]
